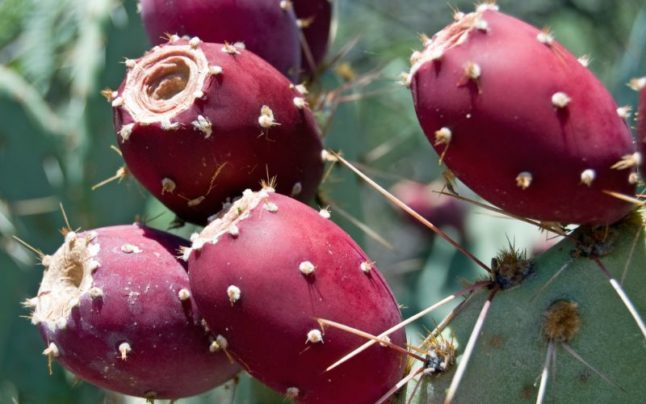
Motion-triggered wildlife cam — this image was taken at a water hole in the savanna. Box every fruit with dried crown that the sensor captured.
[111,38,324,225]
[186,188,406,403]
[139,0,301,80]
[408,5,637,225]
[27,225,239,399]
[294,0,333,76]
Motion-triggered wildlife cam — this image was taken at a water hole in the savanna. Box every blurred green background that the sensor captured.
[0,0,644,402]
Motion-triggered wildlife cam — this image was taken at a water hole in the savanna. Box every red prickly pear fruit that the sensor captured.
[635,77,646,179]
[27,225,239,399]
[139,0,301,80]
[111,39,324,225]
[186,188,406,403]
[294,0,333,76]
[391,180,467,240]
[408,6,638,225]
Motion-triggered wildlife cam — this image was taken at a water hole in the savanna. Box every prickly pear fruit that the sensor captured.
[26,225,239,399]
[139,0,301,80]
[186,188,406,403]
[294,0,333,76]
[635,77,645,179]
[408,5,637,225]
[391,179,467,240]
[111,39,324,225]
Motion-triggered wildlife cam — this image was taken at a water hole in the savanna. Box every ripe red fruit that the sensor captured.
[111,39,324,225]
[636,77,646,179]
[139,0,301,80]
[27,225,239,399]
[408,6,637,225]
[294,0,333,76]
[186,189,406,403]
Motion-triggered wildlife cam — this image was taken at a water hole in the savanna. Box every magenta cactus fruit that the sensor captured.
[391,179,466,240]
[139,0,301,80]
[294,0,333,76]
[408,5,637,225]
[111,38,324,225]
[186,188,406,403]
[27,225,239,399]
[635,77,646,179]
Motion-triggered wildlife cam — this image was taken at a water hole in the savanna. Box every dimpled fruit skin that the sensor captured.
[294,0,332,76]
[188,192,406,403]
[410,10,635,225]
[140,0,301,80]
[39,225,238,399]
[113,40,324,225]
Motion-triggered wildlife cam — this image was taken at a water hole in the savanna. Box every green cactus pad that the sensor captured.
[409,211,646,403]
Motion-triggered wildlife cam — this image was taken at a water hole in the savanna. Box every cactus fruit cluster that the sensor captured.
[19,1,646,403]
[27,0,409,401]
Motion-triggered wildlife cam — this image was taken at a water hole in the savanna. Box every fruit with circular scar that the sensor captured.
[27,224,239,400]
[111,38,324,225]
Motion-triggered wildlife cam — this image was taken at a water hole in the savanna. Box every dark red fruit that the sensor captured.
[139,0,301,80]
[635,77,646,179]
[186,188,406,403]
[408,5,637,224]
[27,225,239,399]
[294,0,333,76]
[391,179,467,240]
[111,39,324,225]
